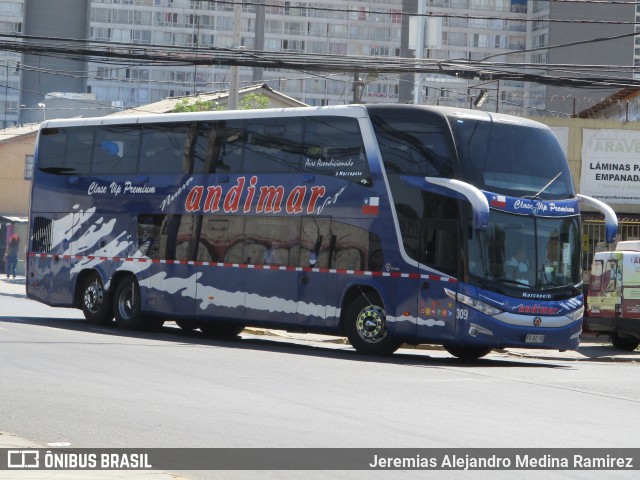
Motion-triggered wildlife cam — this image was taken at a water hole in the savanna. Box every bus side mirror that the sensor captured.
[424,177,489,231]
[577,194,618,244]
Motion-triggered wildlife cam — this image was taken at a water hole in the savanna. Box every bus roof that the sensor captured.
[365,104,552,130]
[38,104,370,129]
[39,104,550,131]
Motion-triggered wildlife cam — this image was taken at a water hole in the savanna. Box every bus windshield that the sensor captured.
[468,210,582,290]
[449,116,575,200]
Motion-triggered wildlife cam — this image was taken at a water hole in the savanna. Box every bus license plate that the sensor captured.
[525,333,545,344]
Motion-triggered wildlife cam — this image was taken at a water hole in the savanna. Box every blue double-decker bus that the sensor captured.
[27,105,617,359]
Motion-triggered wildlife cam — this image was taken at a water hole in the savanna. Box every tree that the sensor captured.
[170,93,271,112]
[171,98,223,112]
[238,93,271,110]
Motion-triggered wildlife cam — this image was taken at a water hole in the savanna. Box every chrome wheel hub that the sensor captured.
[356,305,387,343]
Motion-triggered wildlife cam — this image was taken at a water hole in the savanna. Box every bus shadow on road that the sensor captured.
[2,316,572,370]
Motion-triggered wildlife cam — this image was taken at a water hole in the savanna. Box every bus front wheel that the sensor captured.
[113,276,144,330]
[80,272,113,325]
[345,294,401,356]
[444,345,492,360]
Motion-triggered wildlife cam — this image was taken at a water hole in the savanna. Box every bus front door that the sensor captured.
[416,219,459,343]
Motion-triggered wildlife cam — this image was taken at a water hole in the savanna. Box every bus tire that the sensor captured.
[610,334,639,352]
[345,293,401,356]
[199,322,244,339]
[113,276,144,330]
[444,345,492,360]
[80,272,113,325]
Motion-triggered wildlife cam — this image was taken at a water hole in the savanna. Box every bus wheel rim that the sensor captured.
[118,286,133,320]
[356,305,387,343]
[84,281,103,313]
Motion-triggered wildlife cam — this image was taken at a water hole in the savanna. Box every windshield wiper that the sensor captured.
[524,171,562,200]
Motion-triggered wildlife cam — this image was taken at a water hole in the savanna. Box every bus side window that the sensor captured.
[139,125,188,174]
[92,126,140,175]
[242,217,300,266]
[304,117,370,184]
[242,119,303,173]
[196,216,245,263]
[193,121,244,174]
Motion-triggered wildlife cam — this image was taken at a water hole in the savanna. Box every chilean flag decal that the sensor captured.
[490,195,507,208]
[362,196,380,215]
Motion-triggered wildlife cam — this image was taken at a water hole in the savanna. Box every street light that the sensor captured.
[37,102,46,121]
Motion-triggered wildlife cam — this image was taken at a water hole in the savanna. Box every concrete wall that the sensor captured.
[0,130,35,216]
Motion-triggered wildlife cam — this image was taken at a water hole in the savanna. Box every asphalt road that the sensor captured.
[1,277,640,480]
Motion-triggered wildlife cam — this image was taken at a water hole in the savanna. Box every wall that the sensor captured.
[0,130,34,216]
[539,117,640,214]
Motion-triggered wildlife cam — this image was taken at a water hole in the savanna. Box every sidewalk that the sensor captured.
[0,275,26,295]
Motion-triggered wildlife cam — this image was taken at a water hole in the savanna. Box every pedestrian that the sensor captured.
[5,233,20,279]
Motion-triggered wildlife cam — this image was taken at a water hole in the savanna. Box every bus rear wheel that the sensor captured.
[345,293,401,356]
[113,276,145,330]
[199,322,245,339]
[80,272,113,325]
[444,345,492,360]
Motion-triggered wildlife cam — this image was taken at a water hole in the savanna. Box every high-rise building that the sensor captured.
[0,0,23,128]
[2,0,639,120]
[20,0,89,124]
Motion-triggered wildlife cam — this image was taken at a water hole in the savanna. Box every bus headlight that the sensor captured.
[456,292,503,317]
[566,306,585,322]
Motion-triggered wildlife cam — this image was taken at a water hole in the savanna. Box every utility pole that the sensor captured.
[228,1,242,110]
[253,2,265,83]
[352,73,363,104]
[413,1,426,105]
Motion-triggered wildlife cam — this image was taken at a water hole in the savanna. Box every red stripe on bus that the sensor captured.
[27,253,457,283]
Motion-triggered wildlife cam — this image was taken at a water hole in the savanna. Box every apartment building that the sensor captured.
[2,0,639,119]
[0,1,22,129]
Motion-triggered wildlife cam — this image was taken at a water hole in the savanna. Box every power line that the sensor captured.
[5,32,640,90]
[199,0,640,25]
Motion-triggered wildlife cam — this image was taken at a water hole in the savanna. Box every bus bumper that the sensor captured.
[449,317,582,351]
